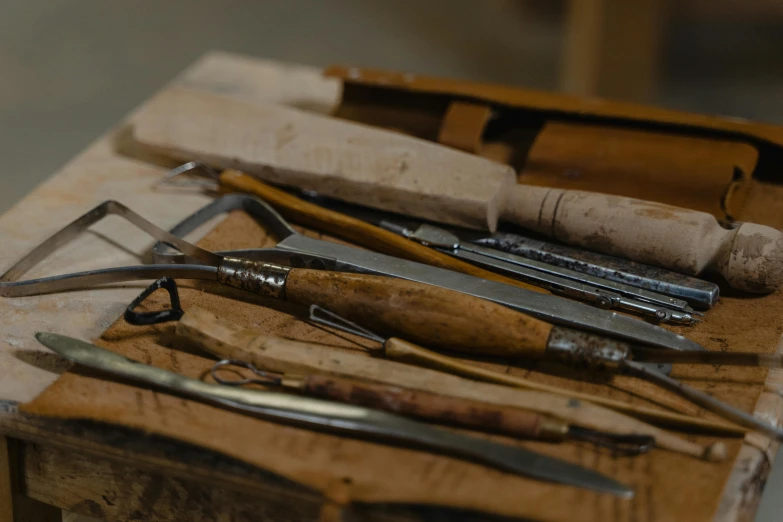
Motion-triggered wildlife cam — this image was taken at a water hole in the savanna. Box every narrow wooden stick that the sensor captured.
[288,374,570,442]
[383,339,709,424]
[177,306,731,460]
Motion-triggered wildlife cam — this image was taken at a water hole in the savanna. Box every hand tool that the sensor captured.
[210,358,654,455]
[35,332,632,496]
[175,304,730,459]
[159,161,545,294]
[292,187,715,313]
[541,334,783,440]
[379,221,698,325]
[307,307,782,440]
[121,278,734,444]
[279,180,719,309]
[132,87,783,292]
[151,192,705,355]
[0,196,669,375]
[471,231,719,310]
[318,304,783,438]
[162,162,720,311]
[0,195,684,364]
[162,163,701,324]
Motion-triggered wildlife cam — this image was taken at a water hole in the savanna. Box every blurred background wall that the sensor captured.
[2,0,783,215]
[2,2,783,520]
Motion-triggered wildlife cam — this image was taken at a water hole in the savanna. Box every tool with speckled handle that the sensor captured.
[133,87,783,292]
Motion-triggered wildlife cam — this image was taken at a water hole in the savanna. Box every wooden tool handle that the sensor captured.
[284,269,553,357]
[299,374,565,441]
[501,185,783,292]
[218,169,545,294]
[176,306,737,457]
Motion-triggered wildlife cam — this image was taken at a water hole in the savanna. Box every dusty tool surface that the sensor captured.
[0,52,782,521]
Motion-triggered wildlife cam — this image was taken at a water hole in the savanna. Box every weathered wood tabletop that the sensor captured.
[0,52,782,522]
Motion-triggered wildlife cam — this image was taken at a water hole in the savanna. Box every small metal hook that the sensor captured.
[210,359,282,386]
[308,305,385,344]
[155,161,222,190]
[567,426,655,457]
[124,277,185,325]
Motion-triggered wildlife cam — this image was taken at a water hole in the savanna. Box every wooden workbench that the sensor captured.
[0,52,781,522]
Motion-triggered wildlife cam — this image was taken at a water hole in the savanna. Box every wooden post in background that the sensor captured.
[0,436,61,522]
[560,0,666,102]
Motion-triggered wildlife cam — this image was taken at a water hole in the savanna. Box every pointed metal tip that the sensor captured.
[576,471,634,498]
[35,331,52,343]
[35,332,67,354]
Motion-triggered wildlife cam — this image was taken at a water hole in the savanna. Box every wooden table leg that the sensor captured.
[0,435,62,522]
[560,0,666,102]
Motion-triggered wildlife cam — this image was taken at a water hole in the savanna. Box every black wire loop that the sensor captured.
[124,277,185,325]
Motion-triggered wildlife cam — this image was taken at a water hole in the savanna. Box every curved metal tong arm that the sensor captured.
[0,200,224,297]
[151,193,297,264]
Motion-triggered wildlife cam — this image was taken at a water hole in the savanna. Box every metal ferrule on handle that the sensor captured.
[545,327,631,372]
[216,258,291,298]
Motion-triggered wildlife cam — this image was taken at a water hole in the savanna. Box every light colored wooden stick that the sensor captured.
[383,338,705,419]
[177,306,730,460]
[134,87,783,292]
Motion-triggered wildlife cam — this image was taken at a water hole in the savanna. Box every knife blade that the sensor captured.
[35,332,633,497]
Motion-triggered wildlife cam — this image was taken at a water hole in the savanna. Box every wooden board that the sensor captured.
[0,52,782,521]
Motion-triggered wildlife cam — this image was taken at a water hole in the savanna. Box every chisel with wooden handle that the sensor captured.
[132,87,783,292]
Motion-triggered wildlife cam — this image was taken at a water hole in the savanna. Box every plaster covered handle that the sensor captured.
[500,185,783,293]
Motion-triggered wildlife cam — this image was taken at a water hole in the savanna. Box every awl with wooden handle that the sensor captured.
[177,305,731,459]
[133,87,783,292]
[211,360,654,455]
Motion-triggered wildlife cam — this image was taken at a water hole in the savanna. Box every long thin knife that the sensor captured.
[35,332,632,497]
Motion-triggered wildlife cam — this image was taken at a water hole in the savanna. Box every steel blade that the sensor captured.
[36,332,632,497]
[623,360,783,441]
[276,235,706,353]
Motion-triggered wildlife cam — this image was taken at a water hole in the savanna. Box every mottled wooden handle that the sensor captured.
[284,269,553,357]
[501,185,783,293]
[218,169,544,293]
[176,306,737,457]
[300,374,564,441]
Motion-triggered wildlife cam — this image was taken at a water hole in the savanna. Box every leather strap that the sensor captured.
[437,101,492,153]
